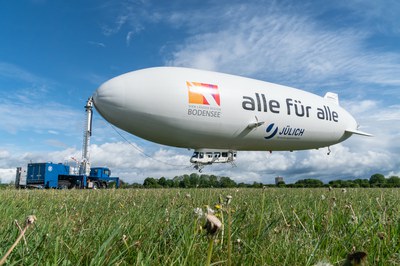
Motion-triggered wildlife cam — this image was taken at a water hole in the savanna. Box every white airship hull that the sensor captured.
[93,67,360,151]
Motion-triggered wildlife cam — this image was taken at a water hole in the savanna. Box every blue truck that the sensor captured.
[15,162,119,189]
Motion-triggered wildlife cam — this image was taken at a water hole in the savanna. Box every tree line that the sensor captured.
[119,173,400,188]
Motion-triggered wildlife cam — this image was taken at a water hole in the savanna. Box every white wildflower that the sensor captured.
[193,207,204,218]
[313,262,333,266]
[226,195,233,205]
[206,205,215,214]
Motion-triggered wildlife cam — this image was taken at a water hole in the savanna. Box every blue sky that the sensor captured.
[1,0,399,184]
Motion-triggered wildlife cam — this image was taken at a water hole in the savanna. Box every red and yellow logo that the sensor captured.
[187,81,220,107]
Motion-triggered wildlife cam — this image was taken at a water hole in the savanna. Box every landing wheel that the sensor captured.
[193,164,204,173]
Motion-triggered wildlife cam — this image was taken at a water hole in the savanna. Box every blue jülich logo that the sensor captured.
[264,123,278,139]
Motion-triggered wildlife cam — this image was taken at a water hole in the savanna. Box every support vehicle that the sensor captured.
[15,98,119,189]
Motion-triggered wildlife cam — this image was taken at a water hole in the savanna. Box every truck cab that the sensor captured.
[88,167,119,188]
[90,167,111,178]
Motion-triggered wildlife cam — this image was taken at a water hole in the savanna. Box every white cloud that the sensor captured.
[1,132,399,184]
[300,145,392,176]
[342,100,379,117]
[0,150,10,160]
[125,24,144,46]
[102,15,129,36]
[235,151,297,173]
[88,142,193,181]
[0,62,81,137]
[165,6,400,94]
[98,1,400,92]
[88,41,106,48]
[126,31,135,46]
[0,62,50,86]
[0,101,81,135]
[339,0,400,35]
[0,169,15,184]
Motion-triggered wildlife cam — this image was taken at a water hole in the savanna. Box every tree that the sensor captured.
[179,175,190,188]
[329,179,345,188]
[369,173,386,187]
[387,176,400,187]
[172,176,181,188]
[189,173,200,187]
[353,179,370,188]
[158,177,167,187]
[219,176,237,188]
[295,179,324,188]
[199,174,210,188]
[118,179,128,188]
[209,175,219,188]
[143,177,159,188]
[251,182,263,188]
[276,181,286,187]
[166,179,174,188]
[237,182,248,188]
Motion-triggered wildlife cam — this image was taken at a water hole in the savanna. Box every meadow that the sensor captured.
[0,188,399,265]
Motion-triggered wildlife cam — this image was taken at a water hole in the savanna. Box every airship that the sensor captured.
[93,67,371,170]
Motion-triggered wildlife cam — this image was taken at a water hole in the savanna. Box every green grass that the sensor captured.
[1,188,399,265]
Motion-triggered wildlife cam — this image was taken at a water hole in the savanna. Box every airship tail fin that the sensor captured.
[324,92,339,105]
[345,129,373,137]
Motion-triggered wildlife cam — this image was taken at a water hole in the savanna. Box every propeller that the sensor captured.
[247,116,265,129]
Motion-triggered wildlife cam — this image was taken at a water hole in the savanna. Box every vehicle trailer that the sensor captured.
[16,162,119,189]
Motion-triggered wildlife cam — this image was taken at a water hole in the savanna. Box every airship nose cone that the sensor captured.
[92,77,126,123]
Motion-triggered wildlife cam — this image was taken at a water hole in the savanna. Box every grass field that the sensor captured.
[1,188,399,265]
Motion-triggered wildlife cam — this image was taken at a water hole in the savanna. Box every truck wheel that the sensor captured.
[58,180,71,189]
